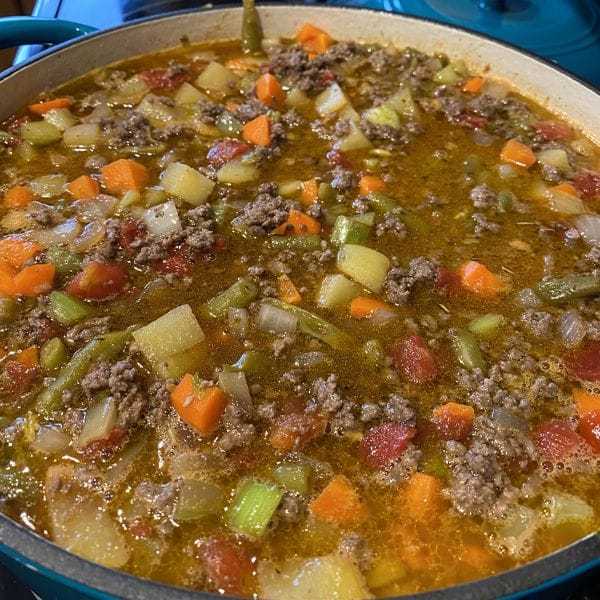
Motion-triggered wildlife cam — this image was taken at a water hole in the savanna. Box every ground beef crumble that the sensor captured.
[384,256,439,306]
[231,183,289,235]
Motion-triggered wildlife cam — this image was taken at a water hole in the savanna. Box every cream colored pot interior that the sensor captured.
[0,6,599,142]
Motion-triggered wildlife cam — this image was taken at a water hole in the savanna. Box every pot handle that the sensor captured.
[0,17,97,50]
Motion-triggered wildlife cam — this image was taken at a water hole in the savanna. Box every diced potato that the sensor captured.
[133,304,205,363]
[174,82,208,106]
[545,189,586,214]
[386,87,418,118]
[338,122,372,152]
[494,504,540,558]
[43,108,78,131]
[30,174,67,198]
[365,104,400,129]
[195,61,239,94]
[286,88,311,110]
[337,244,390,293]
[15,140,37,162]
[150,343,207,379]
[161,161,215,205]
[137,94,178,125]
[174,479,225,521]
[315,83,349,116]
[258,554,372,600]
[63,123,101,148]
[317,274,361,308]
[111,75,150,105]
[543,490,594,527]
[216,160,259,184]
[20,121,62,146]
[537,148,571,172]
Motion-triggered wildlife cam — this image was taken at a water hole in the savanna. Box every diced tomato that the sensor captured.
[359,422,417,468]
[573,170,600,200]
[66,261,128,300]
[83,427,127,458]
[119,219,146,254]
[535,120,572,141]
[269,413,327,451]
[139,68,190,90]
[326,149,353,169]
[435,267,461,296]
[154,246,195,277]
[207,140,251,167]
[319,69,336,86]
[128,517,154,539]
[1,360,38,394]
[534,419,587,461]
[391,335,439,384]
[213,235,227,252]
[564,341,600,382]
[197,537,253,596]
[579,411,600,453]
[458,113,488,129]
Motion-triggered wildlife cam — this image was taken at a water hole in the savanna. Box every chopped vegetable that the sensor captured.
[402,472,444,521]
[241,0,263,54]
[102,159,149,194]
[216,159,259,184]
[273,463,312,494]
[270,413,326,451]
[458,260,507,298]
[358,175,385,195]
[467,313,506,338]
[48,291,92,325]
[195,61,239,93]
[171,375,227,434]
[203,278,258,318]
[431,402,474,440]
[336,243,390,293]
[66,261,127,300]
[67,175,100,199]
[360,422,416,468]
[20,121,62,146]
[28,97,72,115]
[256,73,284,107]
[40,337,68,371]
[349,296,391,319]
[277,273,301,304]
[4,185,33,208]
[274,209,321,235]
[573,388,600,416]
[317,273,361,309]
[331,215,370,246]
[463,76,485,93]
[449,328,486,370]
[391,335,439,384]
[537,273,600,303]
[500,139,536,168]
[296,23,333,54]
[174,479,225,521]
[228,478,283,537]
[242,114,271,146]
[309,474,367,525]
[13,263,55,297]
[160,161,215,204]
[300,178,319,205]
[0,239,41,269]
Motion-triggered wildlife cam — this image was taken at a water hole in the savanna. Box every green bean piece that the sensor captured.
[422,454,449,479]
[267,235,322,251]
[362,338,384,368]
[368,192,430,233]
[331,216,371,246]
[265,299,353,350]
[46,245,82,276]
[467,313,506,338]
[36,330,130,415]
[536,273,600,303]
[497,190,515,212]
[0,297,17,321]
[203,278,258,319]
[449,328,486,371]
[273,463,312,494]
[40,337,68,371]
[232,350,268,375]
[48,291,92,325]
[241,0,263,55]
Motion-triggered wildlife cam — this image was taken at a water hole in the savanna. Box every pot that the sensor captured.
[0,5,599,599]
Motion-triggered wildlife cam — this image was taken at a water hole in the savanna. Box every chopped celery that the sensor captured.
[386,86,418,118]
[116,190,141,214]
[0,297,17,321]
[273,463,311,494]
[227,479,283,537]
[20,121,62,146]
[15,140,37,162]
[265,299,353,350]
[331,216,371,246]
[317,274,361,309]
[215,112,242,135]
[30,174,67,198]
[203,278,258,319]
[46,245,82,276]
[43,108,77,131]
[434,62,465,85]
[337,243,390,293]
[63,123,101,148]
[536,273,600,303]
[48,291,92,325]
[366,555,407,589]
[232,350,268,375]
[468,313,506,338]
[362,338,384,368]
[338,122,372,152]
[543,490,593,527]
[268,235,322,251]
[36,330,130,415]
[196,62,239,93]
[143,186,167,207]
[174,479,225,521]
[286,87,311,110]
[40,337,68,371]
[450,328,486,370]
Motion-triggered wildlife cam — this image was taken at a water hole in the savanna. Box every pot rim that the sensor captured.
[0,5,599,599]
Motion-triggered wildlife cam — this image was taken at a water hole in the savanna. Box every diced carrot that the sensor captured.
[462,76,485,94]
[67,175,100,200]
[431,402,475,440]
[101,159,149,194]
[171,374,227,435]
[255,73,285,107]
[12,263,55,297]
[270,413,326,451]
[277,274,302,304]
[358,175,385,195]
[300,178,319,206]
[296,23,333,55]
[0,262,17,296]
[0,239,41,270]
[349,296,390,319]
[28,97,72,115]
[242,115,271,147]
[573,388,600,416]
[458,260,507,298]
[273,209,321,236]
[500,138,536,168]
[552,182,579,197]
[309,474,367,525]
[4,185,33,208]
[402,472,444,521]
[16,346,38,368]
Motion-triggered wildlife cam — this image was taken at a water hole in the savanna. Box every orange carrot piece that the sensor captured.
[171,374,228,435]
[431,402,475,440]
[277,274,302,305]
[28,97,72,115]
[242,115,271,147]
[255,73,285,107]
[67,175,100,200]
[552,182,579,197]
[458,260,507,298]
[4,185,33,208]
[0,239,41,270]
[296,23,333,54]
[309,474,367,525]
[12,263,55,297]
[273,209,321,236]
[462,76,485,94]
[573,388,600,416]
[16,346,39,368]
[101,159,149,194]
[349,296,390,319]
[358,175,385,195]
[300,178,319,206]
[402,472,444,521]
[0,261,17,296]
[500,138,536,168]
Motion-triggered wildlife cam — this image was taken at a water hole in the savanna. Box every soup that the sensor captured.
[1,4,600,598]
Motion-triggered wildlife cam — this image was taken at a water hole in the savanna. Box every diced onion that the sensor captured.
[30,174,67,198]
[370,307,398,326]
[30,217,81,248]
[143,200,182,238]
[472,128,495,146]
[31,425,69,454]
[257,303,298,334]
[77,397,116,448]
[218,370,252,414]
[70,220,105,253]
[498,164,517,179]
[228,307,249,338]
[559,310,587,348]
[74,194,118,221]
[574,214,600,246]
